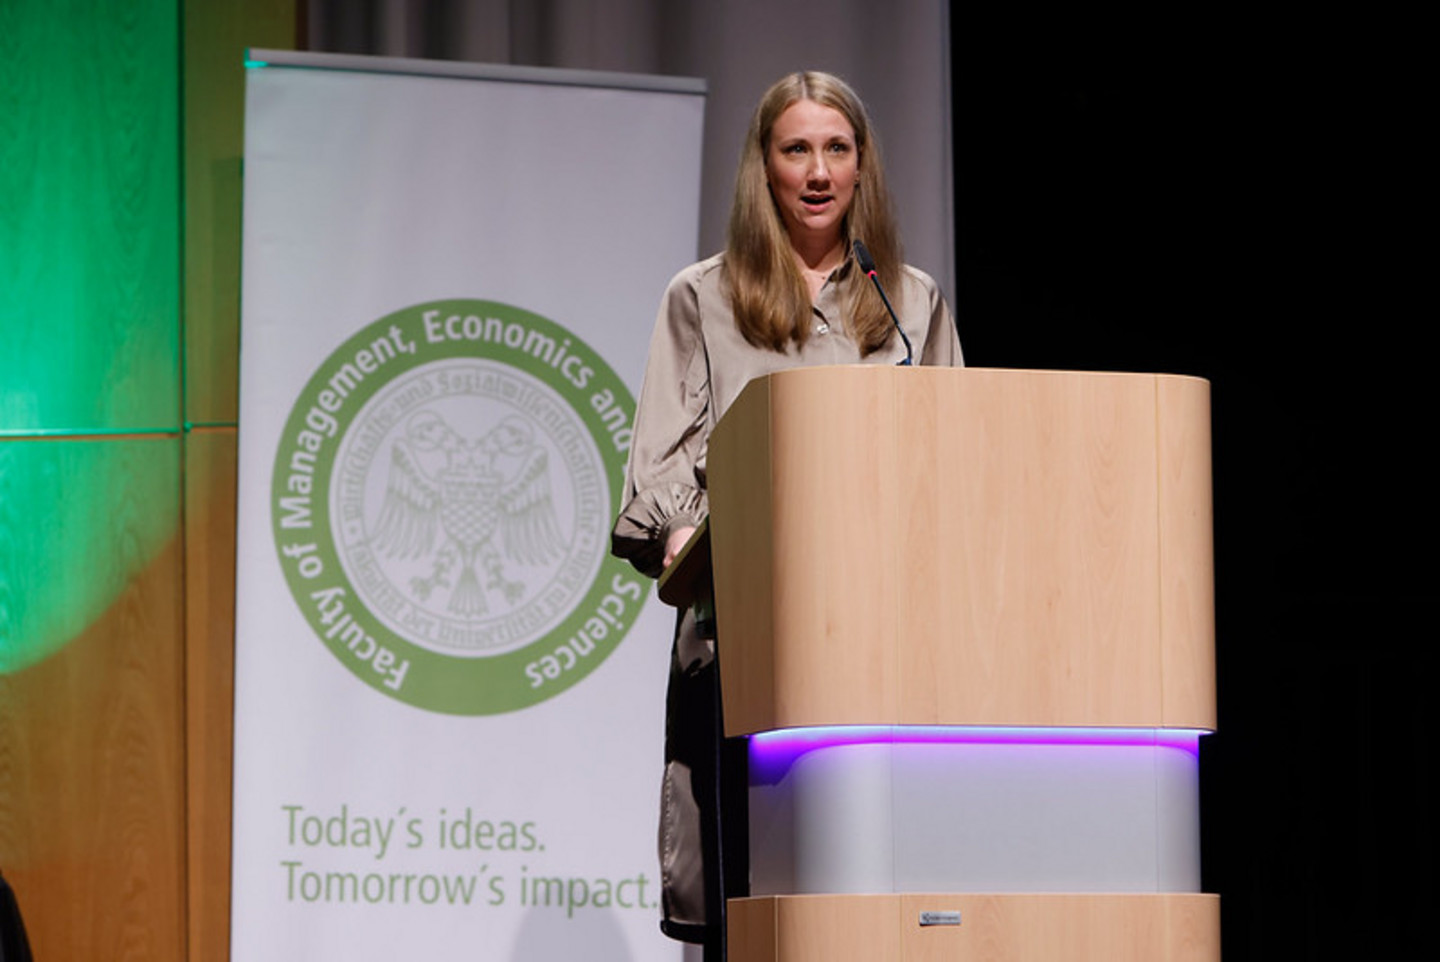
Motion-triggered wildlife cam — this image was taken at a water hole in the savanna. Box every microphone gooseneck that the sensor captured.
[852,239,913,365]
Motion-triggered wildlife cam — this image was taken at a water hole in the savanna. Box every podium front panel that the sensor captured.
[707,367,1215,736]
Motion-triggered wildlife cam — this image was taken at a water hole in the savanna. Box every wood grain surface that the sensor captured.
[184,0,299,425]
[0,1,181,434]
[1,4,295,962]
[709,367,1217,735]
[729,893,1220,962]
[0,438,187,961]
[180,0,296,951]
[183,429,239,962]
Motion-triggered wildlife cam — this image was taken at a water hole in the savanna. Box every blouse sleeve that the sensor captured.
[611,267,712,578]
[914,268,964,368]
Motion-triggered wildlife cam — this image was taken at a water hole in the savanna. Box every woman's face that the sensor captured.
[765,99,859,250]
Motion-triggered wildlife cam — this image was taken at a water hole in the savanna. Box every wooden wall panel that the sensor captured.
[1,2,297,960]
[183,429,239,962]
[0,438,186,961]
[0,2,181,434]
[181,2,298,958]
[183,0,299,426]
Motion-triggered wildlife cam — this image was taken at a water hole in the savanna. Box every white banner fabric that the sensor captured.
[232,54,703,961]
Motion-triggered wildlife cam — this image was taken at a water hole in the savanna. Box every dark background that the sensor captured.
[951,11,1430,959]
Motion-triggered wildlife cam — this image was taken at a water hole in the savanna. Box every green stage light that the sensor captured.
[1,0,183,671]
[0,439,180,674]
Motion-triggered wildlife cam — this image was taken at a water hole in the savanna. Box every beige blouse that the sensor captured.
[612,252,963,577]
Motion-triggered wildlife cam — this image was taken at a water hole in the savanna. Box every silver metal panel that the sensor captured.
[749,739,1201,895]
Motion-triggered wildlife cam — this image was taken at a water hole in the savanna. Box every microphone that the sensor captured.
[852,239,912,365]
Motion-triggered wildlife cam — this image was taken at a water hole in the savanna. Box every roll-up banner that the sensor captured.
[233,51,702,960]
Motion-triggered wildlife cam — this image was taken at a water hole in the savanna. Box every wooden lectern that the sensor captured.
[661,366,1219,962]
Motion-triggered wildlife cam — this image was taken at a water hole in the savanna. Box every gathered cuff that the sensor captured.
[611,483,708,579]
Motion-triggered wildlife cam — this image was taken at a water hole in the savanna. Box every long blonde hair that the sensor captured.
[726,71,903,355]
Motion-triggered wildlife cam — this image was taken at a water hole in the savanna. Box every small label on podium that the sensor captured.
[918,911,962,927]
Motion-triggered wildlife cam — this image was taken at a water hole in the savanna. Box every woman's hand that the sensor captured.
[663,525,697,570]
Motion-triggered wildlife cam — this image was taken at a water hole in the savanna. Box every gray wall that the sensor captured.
[307,0,954,299]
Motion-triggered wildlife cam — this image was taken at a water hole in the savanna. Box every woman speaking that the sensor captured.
[612,70,962,957]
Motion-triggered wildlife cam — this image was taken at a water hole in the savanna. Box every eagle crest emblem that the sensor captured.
[369,410,567,615]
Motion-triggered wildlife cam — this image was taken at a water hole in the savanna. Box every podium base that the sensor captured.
[728,893,1220,962]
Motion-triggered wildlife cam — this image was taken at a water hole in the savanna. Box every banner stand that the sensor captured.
[233,51,703,961]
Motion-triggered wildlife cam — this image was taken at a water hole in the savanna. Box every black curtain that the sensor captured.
[953,9,1431,961]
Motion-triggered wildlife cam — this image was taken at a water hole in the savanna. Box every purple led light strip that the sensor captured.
[749,724,1207,766]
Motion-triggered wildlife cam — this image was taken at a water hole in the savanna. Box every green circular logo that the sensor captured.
[271,300,643,714]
